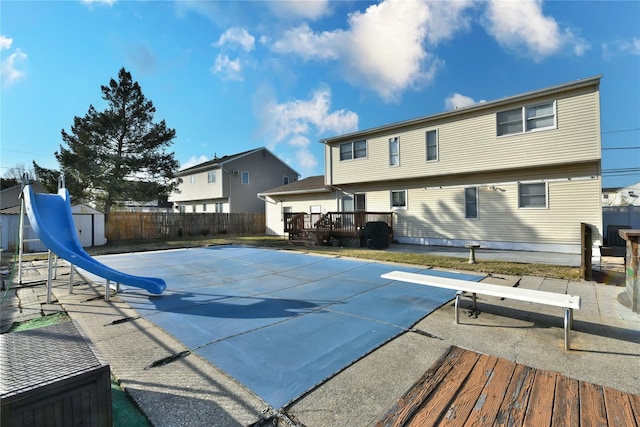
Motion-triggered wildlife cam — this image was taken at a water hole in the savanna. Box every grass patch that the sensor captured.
[8,312,70,332]
[111,376,152,427]
[87,236,581,281]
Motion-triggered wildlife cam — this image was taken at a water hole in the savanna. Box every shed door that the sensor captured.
[73,214,93,247]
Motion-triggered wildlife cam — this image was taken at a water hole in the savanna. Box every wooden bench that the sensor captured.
[381,271,581,350]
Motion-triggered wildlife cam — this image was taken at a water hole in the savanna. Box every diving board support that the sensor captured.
[381,270,581,350]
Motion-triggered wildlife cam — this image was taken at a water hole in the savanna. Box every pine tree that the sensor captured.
[56,67,178,219]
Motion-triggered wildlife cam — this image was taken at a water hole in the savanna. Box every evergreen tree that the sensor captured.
[56,67,179,219]
[32,161,64,195]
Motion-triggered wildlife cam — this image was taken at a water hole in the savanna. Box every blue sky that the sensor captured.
[1,0,639,188]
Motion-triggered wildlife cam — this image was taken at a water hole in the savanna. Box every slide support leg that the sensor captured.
[105,279,111,302]
[46,251,53,305]
[69,265,74,294]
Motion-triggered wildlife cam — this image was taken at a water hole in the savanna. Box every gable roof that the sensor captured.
[321,75,602,144]
[1,181,47,210]
[175,147,299,177]
[259,175,331,196]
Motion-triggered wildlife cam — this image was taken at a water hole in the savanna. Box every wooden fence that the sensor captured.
[106,212,266,241]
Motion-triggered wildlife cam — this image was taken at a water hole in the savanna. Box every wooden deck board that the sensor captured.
[551,375,580,427]
[464,358,516,426]
[406,350,480,426]
[378,346,639,427]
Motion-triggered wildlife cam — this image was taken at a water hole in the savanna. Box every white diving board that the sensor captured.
[381,270,581,350]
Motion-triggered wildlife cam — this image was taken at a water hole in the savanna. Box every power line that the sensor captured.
[601,128,640,134]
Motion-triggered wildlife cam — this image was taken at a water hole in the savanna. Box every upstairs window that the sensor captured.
[241,171,250,185]
[207,171,216,184]
[391,190,407,210]
[465,187,478,219]
[526,102,555,131]
[426,130,438,161]
[389,137,399,166]
[340,140,367,161]
[497,101,556,136]
[519,182,547,208]
[189,174,195,184]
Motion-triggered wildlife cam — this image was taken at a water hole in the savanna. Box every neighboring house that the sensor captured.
[262,76,603,254]
[1,182,46,210]
[602,183,640,206]
[170,147,300,213]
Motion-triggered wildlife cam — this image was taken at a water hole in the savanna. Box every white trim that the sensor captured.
[424,175,598,190]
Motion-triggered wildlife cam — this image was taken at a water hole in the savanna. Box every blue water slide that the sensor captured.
[22,184,166,295]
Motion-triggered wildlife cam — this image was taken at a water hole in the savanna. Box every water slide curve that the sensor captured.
[22,184,166,295]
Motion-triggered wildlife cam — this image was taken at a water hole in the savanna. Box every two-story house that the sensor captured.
[170,147,299,213]
[261,76,603,254]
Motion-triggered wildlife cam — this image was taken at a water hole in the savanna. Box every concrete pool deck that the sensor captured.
[2,245,638,426]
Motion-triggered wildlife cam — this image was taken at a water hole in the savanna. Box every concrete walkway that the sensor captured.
[1,248,638,427]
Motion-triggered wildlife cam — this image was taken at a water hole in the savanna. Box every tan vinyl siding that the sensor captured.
[171,170,223,203]
[329,86,600,186]
[337,163,601,249]
[391,171,601,247]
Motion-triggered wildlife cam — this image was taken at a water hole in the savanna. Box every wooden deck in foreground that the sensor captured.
[377,346,640,427]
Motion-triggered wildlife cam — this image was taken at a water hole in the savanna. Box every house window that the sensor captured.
[215,203,224,213]
[497,101,556,136]
[284,176,289,185]
[526,102,555,131]
[340,140,367,161]
[178,205,186,213]
[465,187,478,219]
[189,175,195,184]
[426,130,438,161]
[202,203,207,212]
[389,137,399,166]
[192,205,196,213]
[241,171,249,184]
[391,190,407,210]
[207,171,216,184]
[519,182,547,208]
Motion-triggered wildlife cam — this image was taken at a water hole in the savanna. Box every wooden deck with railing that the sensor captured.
[284,211,394,246]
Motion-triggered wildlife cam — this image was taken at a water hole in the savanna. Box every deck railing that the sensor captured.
[284,211,394,244]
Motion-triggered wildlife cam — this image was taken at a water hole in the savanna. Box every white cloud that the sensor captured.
[271,23,341,60]
[483,0,589,61]
[270,0,474,101]
[0,35,12,50]
[81,0,116,6]
[1,35,27,87]
[215,27,255,52]
[211,54,243,81]
[444,93,486,111]
[211,28,256,81]
[180,155,210,170]
[603,37,640,60]
[268,0,331,20]
[258,87,358,174]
